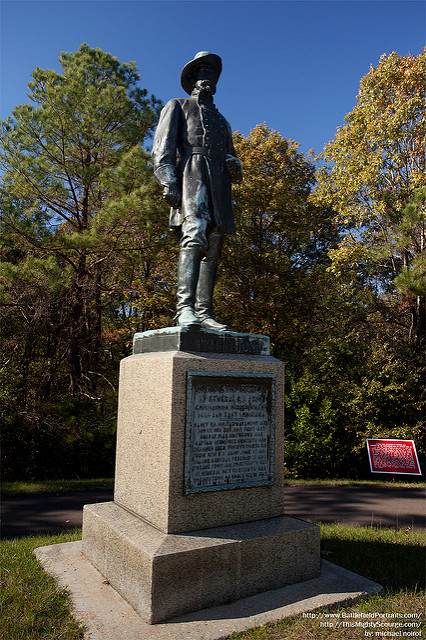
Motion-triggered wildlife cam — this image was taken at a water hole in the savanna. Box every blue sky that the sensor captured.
[1,0,424,155]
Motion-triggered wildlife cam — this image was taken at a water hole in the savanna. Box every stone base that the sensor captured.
[113,349,285,534]
[35,540,383,640]
[82,501,320,624]
[133,326,270,356]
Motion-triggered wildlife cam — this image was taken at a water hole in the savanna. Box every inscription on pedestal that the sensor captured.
[184,372,275,494]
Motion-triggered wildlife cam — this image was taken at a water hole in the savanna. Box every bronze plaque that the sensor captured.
[184,372,275,494]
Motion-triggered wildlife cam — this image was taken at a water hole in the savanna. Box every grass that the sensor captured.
[1,524,424,640]
[1,478,114,495]
[1,530,85,640]
[319,522,424,592]
[284,478,426,488]
[2,477,425,495]
[222,523,426,640]
[223,589,425,640]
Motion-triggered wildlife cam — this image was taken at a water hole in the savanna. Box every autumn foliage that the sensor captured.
[1,47,424,480]
[314,48,426,351]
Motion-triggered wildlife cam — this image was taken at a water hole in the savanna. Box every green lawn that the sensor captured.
[1,523,424,640]
[1,531,85,640]
[225,522,425,640]
[2,477,424,495]
[1,478,114,495]
[284,478,425,488]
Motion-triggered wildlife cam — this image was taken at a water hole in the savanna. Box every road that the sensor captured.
[1,484,424,539]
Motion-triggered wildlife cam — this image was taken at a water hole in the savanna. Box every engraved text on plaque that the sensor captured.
[184,372,275,494]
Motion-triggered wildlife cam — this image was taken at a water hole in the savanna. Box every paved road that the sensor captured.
[1,484,424,539]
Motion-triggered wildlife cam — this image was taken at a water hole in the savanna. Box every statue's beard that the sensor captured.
[194,79,216,95]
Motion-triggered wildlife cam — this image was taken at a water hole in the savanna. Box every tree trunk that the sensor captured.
[411,294,425,354]
[68,252,87,393]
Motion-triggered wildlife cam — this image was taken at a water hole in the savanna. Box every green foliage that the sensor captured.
[0,43,165,393]
[313,48,426,351]
[392,188,426,298]
[1,48,423,482]
[1,393,117,480]
[285,331,425,479]
[286,50,426,477]
[216,124,339,358]
[0,45,174,479]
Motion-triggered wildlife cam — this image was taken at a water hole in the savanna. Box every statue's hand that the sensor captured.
[163,184,181,208]
[225,155,243,184]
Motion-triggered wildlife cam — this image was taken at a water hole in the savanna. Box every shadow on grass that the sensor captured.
[320,525,425,592]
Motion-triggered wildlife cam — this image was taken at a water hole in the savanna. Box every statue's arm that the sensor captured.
[152,100,182,207]
[224,121,243,184]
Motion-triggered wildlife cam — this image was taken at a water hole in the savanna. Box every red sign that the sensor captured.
[366,439,422,475]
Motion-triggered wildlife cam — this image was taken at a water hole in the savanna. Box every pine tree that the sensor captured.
[1,44,162,394]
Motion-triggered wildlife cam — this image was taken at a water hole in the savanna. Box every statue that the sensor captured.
[152,51,243,331]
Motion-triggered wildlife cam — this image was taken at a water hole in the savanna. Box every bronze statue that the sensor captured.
[152,51,243,331]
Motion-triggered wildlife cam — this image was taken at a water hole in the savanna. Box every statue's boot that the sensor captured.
[175,247,203,328]
[195,236,230,332]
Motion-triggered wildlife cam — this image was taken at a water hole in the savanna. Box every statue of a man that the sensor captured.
[152,51,243,331]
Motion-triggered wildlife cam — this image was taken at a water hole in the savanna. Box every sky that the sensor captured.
[1,0,425,156]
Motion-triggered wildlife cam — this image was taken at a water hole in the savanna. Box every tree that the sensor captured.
[284,297,425,479]
[1,44,163,395]
[0,45,174,479]
[392,188,426,346]
[216,124,424,479]
[313,48,426,352]
[215,124,339,360]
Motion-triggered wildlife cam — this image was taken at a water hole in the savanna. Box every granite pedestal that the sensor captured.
[82,328,320,624]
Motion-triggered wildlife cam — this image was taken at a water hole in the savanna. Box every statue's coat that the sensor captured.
[152,96,239,234]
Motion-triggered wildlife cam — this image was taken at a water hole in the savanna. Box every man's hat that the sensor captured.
[180,51,222,95]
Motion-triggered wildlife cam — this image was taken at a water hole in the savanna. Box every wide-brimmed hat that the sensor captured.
[180,51,222,95]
